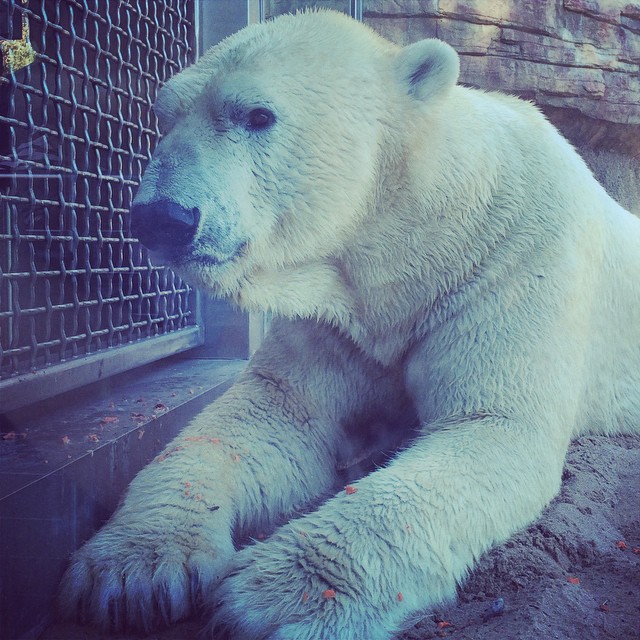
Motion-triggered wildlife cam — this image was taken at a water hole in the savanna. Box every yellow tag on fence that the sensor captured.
[0,0,37,76]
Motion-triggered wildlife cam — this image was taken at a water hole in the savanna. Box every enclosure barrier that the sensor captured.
[0,0,201,410]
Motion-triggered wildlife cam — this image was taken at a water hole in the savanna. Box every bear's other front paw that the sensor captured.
[59,514,234,633]
[209,524,403,640]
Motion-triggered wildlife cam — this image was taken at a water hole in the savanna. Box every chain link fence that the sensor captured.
[0,0,200,404]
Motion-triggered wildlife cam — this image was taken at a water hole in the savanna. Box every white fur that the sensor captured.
[60,10,640,639]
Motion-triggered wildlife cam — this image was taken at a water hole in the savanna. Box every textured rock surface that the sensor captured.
[365,0,640,212]
[365,1,640,129]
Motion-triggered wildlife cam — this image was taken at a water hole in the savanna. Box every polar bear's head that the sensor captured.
[130,10,459,314]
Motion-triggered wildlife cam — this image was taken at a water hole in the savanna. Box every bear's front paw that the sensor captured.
[209,524,400,640]
[59,513,234,633]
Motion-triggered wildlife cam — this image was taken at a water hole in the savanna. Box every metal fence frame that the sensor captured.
[0,0,204,411]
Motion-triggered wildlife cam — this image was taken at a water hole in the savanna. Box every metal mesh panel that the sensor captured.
[0,0,197,382]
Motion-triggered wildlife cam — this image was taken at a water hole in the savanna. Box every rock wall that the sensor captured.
[365,0,640,214]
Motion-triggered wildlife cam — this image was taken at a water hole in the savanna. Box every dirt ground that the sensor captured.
[44,434,640,640]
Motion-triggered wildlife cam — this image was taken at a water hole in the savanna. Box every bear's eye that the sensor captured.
[246,108,275,131]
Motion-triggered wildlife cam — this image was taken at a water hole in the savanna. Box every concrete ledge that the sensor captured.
[0,355,246,640]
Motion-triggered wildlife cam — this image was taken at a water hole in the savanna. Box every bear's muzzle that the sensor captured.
[130,200,200,257]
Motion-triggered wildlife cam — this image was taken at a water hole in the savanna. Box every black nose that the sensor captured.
[130,200,200,252]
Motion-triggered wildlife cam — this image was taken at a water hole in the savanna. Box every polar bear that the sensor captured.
[60,10,640,640]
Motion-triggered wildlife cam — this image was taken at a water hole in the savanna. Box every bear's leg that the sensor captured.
[210,416,568,640]
[58,375,340,632]
[59,319,403,632]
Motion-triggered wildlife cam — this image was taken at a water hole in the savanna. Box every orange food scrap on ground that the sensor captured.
[100,416,119,425]
[437,621,452,629]
[345,485,357,495]
[633,547,640,555]
[615,540,627,550]
[302,592,309,602]
[184,482,192,488]
[396,592,404,602]
[567,576,580,585]
[322,589,336,599]
[598,602,610,613]
[61,435,71,445]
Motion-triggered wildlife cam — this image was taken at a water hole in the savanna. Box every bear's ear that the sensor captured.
[395,39,460,102]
